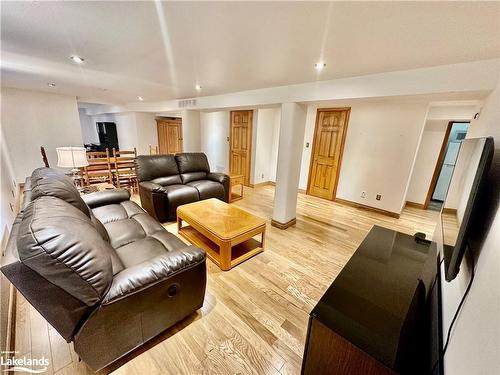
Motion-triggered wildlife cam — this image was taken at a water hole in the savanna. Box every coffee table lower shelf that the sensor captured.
[178,225,265,271]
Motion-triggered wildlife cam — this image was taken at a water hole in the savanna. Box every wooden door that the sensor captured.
[157,118,183,154]
[307,108,350,200]
[229,110,253,185]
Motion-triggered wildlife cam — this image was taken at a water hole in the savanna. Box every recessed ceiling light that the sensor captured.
[195,84,202,91]
[137,96,144,101]
[47,83,56,87]
[70,55,85,64]
[315,62,326,71]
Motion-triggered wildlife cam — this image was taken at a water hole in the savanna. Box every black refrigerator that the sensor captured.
[96,122,119,151]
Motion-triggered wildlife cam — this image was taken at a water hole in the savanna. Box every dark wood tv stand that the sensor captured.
[301,225,440,375]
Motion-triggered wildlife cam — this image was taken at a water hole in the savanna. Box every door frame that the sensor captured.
[229,110,253,186]
[423,120,469,209]
[156,117,183,154]
[306,107,351,200]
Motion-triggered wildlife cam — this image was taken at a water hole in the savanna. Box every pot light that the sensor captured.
[195,84,202,91]
[315,62,326,71]
[47,83,56,87]
[70,55,85,64]
[137,96,144,101]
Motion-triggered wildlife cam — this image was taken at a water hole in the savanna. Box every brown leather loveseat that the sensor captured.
[136,152,230,222]
[1,168,207,371]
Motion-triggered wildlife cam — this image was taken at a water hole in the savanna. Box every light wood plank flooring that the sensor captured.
[14,186,438,375]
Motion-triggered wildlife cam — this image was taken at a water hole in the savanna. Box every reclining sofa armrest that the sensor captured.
[138,181,170,221]
[139,181,167,193]
[82,188,131,208]
[206,172,230,202]
[102,246,206,305]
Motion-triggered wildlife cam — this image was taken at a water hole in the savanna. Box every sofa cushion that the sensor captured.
[92,200,145,224]
[115,232,188,268]
[175,153,210,174]
[17,196,114,306]
[151,175,182,186]
[180,171,207,184]
[30,168,91,217]
[135,155,180,183]
[186,180,225,201]
[162,184,200,218]
[90,199,190,268]
[175,153,210,183]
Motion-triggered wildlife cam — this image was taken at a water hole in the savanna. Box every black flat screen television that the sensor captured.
[437,136,494,281]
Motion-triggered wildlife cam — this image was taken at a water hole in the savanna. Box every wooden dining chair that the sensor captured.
[40,146,50,167]
[149,145,159,155]
[82,149,113,186]
[112,148,138,192]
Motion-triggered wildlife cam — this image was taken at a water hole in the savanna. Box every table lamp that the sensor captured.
[56,147,89,188]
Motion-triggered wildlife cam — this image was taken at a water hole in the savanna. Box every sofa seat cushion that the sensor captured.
[161,185,200,219]
[90,200,189,268]
[186,180,225,201]
[115,232,188,268]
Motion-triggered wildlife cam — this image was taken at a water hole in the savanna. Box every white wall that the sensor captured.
[135,112,158,156]
[299,99,428,214]
[1,87,84,181]
[252,108,280,185]
[79,108,99,144]
[86,111,157,155]
[442,81,500,375]
[200,111,230,172]
[113,112,138,151]
[199,108,280,179]
[406,120,449,204]
[406,103,480,205]
[426,104,478,121]
[0,126,19,245]
[181,110,201,152]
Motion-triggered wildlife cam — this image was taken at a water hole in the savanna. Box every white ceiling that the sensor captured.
[2,1,499,105]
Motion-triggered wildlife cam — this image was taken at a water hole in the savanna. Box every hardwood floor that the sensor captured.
[14,186,439,375]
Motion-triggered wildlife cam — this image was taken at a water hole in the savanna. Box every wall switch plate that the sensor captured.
[361,191,367,198]
[376,194,382,201]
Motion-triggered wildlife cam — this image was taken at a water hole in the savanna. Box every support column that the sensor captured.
[271,103,307,229]
[181,110,201,152]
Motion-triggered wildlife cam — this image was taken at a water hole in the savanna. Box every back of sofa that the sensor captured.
[1,168,115,341]
[135,155,182,186]
[175,153,211,183]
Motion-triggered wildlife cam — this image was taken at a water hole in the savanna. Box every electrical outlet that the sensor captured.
[361,191,366,199]
[261,173,264,179]
[376,194,382,201]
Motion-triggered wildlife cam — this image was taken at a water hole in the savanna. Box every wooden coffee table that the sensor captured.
[177,198,266,271]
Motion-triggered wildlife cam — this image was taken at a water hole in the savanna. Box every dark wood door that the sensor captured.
[157,118,183,154]
[307,108,350,200]
[229,110,253,185]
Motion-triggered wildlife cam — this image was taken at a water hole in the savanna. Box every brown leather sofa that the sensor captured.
[1,168,207,371]
[136,152,230,222]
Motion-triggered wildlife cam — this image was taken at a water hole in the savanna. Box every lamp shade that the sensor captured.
[56,147,89,168]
